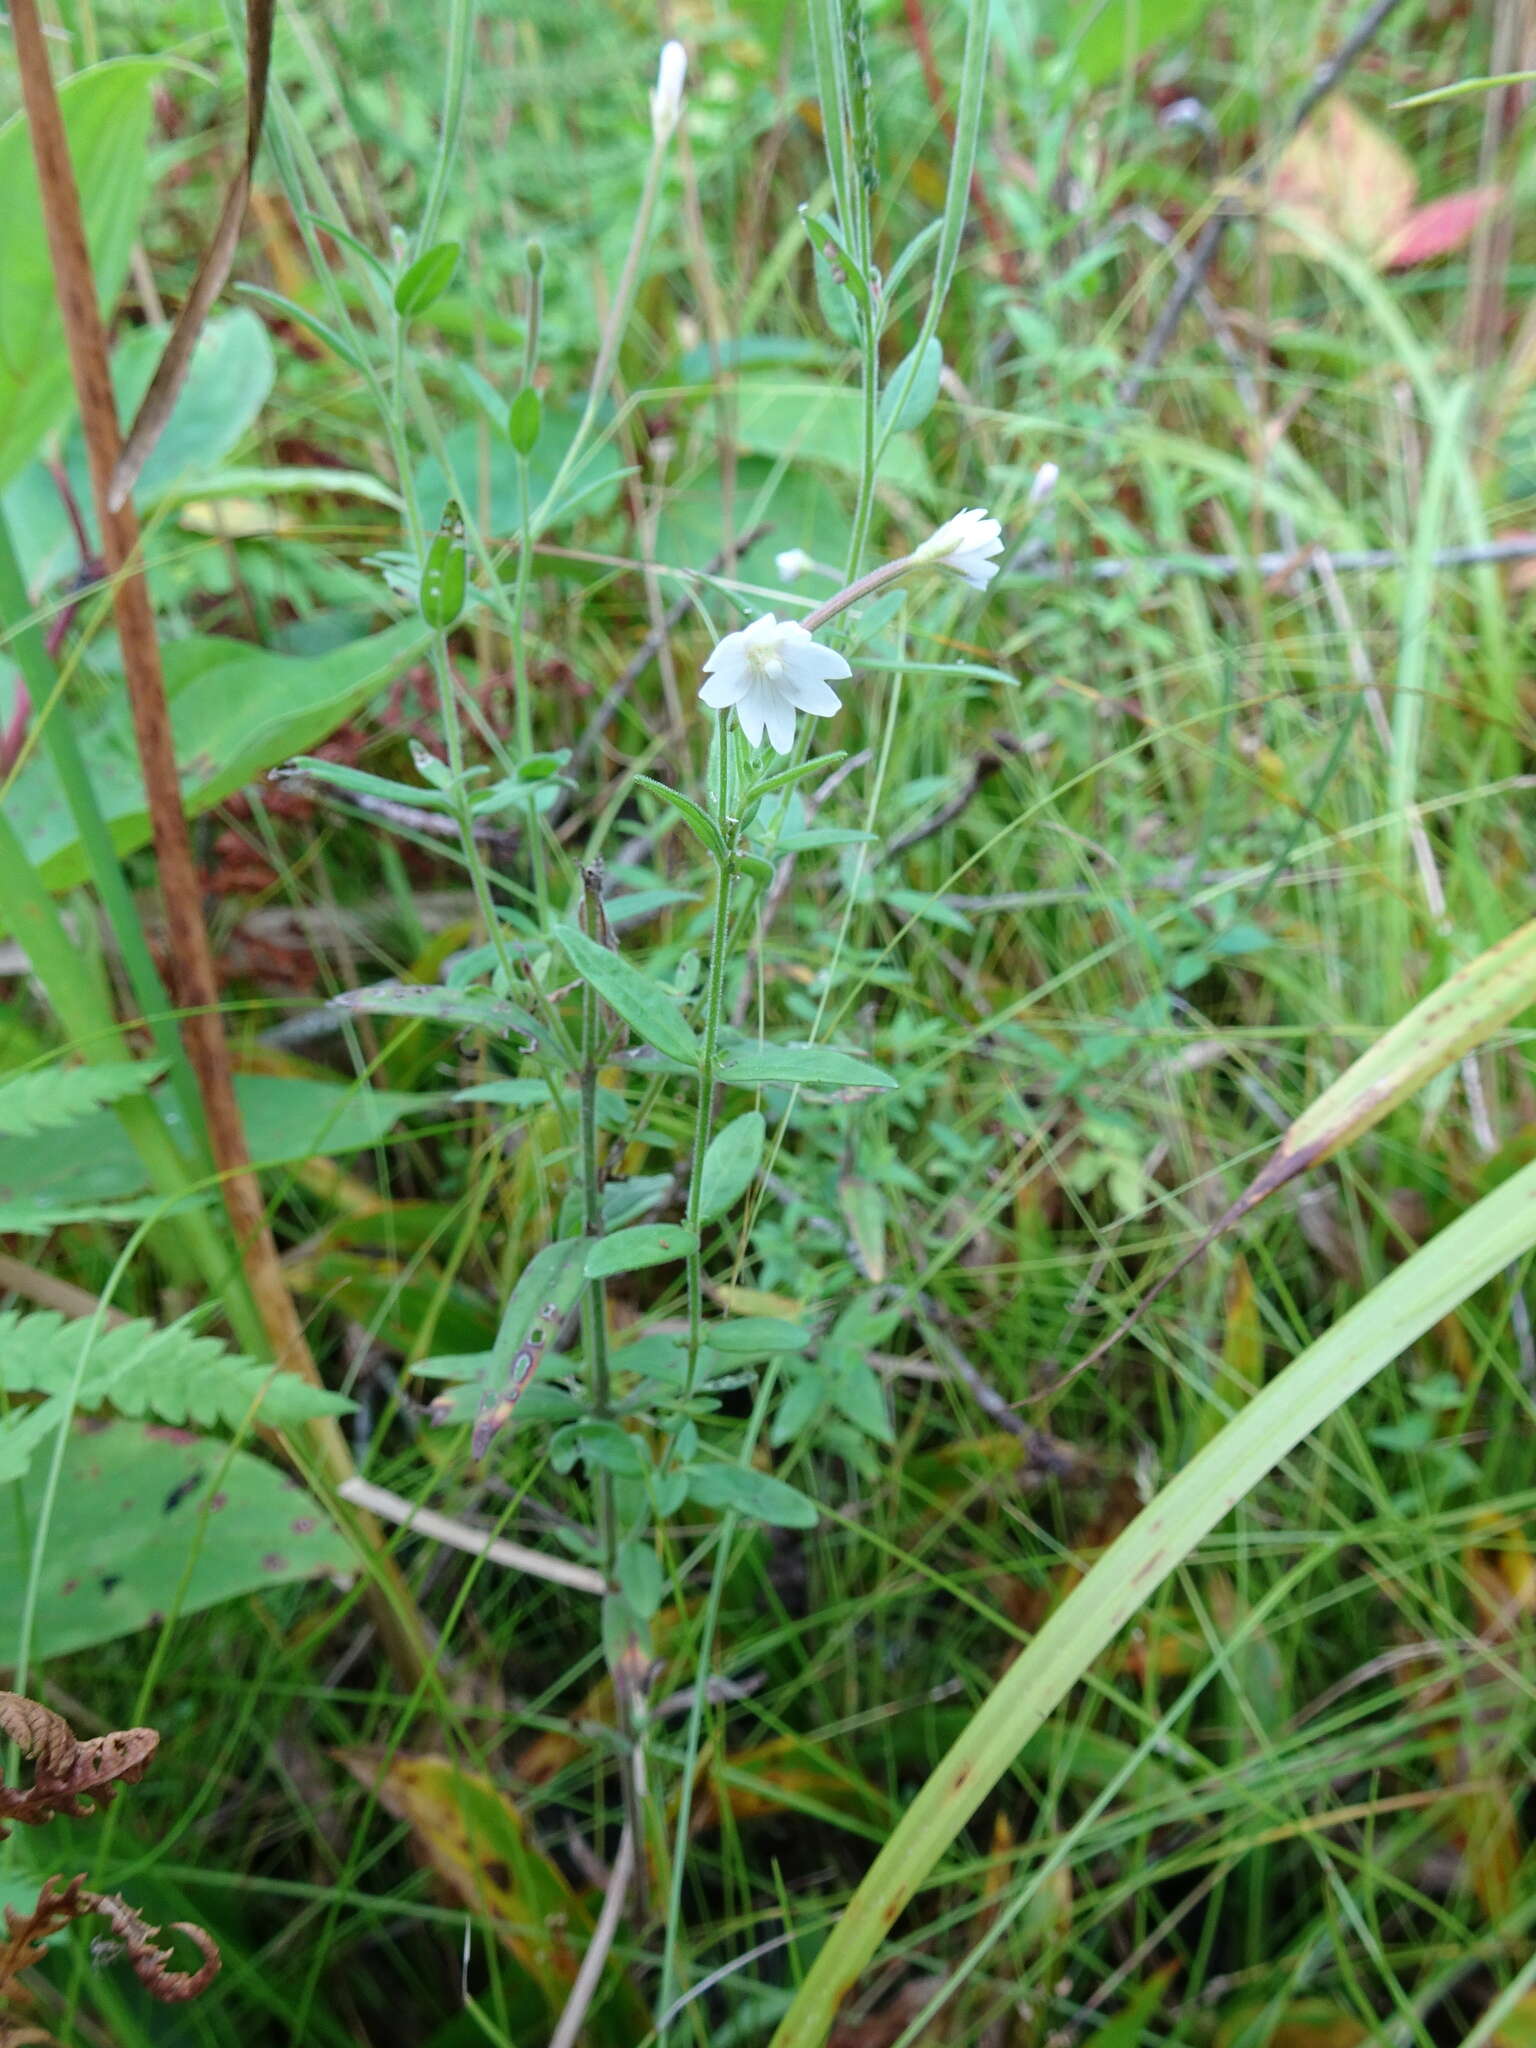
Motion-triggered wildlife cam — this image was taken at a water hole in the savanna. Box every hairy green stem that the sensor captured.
[682,730,735,1396]
[579,870,617,1577]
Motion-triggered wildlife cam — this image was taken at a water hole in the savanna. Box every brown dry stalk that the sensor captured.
[8,0,429,1690]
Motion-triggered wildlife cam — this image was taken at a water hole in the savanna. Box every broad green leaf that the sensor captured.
[0,1419,352,1662]
[551,1419,646,1478]
[118,308,275,502]
[826,1356,894,1445]
[1050,0,1219,83]
[557,924,701,1066]
[3,621,430,902]
[394,240,461,316]
[698,1111,766,1223]
[416,408,624,534]
[0,60,159,487]
[585,1224,698,1279]
[767,1152,1536,2048]
[721,378,933,494]
[2,312,277,588]
[715,1044,893,1091]
[0,1058,166,1138]
[0,1074,431,1210]
[687,1463,819,1529]
[876,337,942,434]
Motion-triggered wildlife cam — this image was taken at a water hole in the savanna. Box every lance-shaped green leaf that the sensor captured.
[698,1111,767,1222]
[585,1224,698,1279]
[714,1044,893,1092]
[876,336,942,433]
[557,925,701,1066]
[634,774,729,862]
[330,980,548,1048]
[394,239,461,317]
[687,1462,819,1530]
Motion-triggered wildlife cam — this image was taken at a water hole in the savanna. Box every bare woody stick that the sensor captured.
[1118,0,1409,407]
[9,0,429,1691]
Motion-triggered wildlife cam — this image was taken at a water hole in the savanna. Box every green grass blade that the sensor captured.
[768,1152,1536,2048]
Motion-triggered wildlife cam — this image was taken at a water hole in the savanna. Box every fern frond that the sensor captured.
[0,1060,168,1139]
[0,1311,353,1433]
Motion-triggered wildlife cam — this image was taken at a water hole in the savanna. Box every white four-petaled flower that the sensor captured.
[651,40,687,142]
[698,613,851,755]
[915,506,1004,591]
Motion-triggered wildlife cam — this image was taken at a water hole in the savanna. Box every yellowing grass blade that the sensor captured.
[768,1152,1536,2048]
[1065,916,1536,1383]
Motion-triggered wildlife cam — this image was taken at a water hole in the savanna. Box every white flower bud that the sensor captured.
[775,548,814,584]
[1027,461,1060,509]
[651,40,687,142]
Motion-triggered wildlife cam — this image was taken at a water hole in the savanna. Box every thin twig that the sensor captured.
[547,1828,635,2048]
[1010,534,1536,587]
[0,1254,131,1327]
[337,1477,607,1595]
[882,730,1048,860]
[1117,0,1409,406]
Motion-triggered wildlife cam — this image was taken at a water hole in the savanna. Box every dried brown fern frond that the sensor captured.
[82,1893,219,2002]
[0,1875,219,2023]
[0,1695,158,1838]
[0,1878,87,1997]
[0,1698,219,2035]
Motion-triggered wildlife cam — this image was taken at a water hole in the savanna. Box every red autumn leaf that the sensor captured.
[1377,186,1504,268]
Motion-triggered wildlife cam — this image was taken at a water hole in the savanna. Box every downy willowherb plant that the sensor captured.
[270,0,1013,2028]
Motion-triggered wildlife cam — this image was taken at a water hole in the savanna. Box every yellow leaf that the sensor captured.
[336,1747,646,2046]
[711,1283,805,1319]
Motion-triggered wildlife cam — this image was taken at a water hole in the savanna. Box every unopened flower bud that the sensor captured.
[775,548,814,584]
[650,39,687,142]
[1028,461,1060,509]
[525,238,544,278]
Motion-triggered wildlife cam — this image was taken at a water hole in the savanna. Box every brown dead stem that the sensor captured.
[7,0,430,1691]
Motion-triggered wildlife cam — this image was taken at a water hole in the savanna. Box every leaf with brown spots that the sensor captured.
[336,1750,645,2047]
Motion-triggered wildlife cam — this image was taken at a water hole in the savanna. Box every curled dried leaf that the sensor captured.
[0,1694,158,1839]
[0,1876,89,1992]
[82,1894,220,2003]
[1,1875,218,2014]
